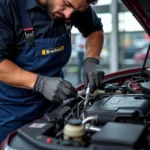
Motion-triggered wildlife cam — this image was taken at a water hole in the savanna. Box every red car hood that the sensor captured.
[121,0,150,36]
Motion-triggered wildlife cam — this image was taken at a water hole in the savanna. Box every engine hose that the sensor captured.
[82,116,98,125]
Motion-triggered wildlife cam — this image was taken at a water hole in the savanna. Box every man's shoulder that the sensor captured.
[0,0,16,8]
[0,0,17,24]
[0,0,11,4]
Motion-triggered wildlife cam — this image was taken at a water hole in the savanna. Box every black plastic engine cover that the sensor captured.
[91,122,147,149]
[87,95,150,125]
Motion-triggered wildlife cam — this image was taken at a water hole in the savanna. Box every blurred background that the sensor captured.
[64,0,150,87]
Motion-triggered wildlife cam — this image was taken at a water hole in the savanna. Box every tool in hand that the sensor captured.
[84,83,90,109]
[77,94,85,100]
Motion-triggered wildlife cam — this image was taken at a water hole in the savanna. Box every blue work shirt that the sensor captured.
[0,0,103,62]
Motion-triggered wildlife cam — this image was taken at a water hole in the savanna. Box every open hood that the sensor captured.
[121,0,150,36]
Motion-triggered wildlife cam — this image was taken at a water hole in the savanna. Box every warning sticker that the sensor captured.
[29,123,47,128]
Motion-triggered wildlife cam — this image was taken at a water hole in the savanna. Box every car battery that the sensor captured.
[87,95,150,125]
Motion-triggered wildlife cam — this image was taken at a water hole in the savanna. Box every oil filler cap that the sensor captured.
[67,119,82,126]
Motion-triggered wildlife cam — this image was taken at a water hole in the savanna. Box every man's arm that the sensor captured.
[0,2,37,89]
[0,59,37,89]
[72,7,105,92]
[72,6,104,59]
[85,31,104,59]
[83,31,105,92]
[0,58,78,102]
[0,1,78,101]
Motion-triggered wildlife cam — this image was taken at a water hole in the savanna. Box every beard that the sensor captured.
[46,0,65,20]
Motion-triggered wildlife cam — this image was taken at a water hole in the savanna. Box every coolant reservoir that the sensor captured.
[63,119,85,142]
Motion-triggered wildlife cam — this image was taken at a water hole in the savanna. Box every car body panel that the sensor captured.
[121,0,150,36]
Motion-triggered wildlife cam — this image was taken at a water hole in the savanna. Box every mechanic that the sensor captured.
[0,0,104,142]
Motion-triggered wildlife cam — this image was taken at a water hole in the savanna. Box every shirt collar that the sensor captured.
[25,0,41,10]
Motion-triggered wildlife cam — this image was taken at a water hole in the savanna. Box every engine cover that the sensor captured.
[87,95,150,125]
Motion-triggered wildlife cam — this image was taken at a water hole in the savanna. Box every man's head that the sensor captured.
[39,0,98,20]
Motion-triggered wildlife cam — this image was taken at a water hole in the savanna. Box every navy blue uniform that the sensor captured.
[0,0,103,142]
[0,0,103,62]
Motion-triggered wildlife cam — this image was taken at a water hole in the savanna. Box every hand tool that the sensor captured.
[77,94,85,100]
[84,83,90,109]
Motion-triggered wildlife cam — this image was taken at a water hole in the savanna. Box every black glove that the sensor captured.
[83,57,105,93]
[34,75,77,101]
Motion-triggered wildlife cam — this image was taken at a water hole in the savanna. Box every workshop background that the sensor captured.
[65,0,150,87]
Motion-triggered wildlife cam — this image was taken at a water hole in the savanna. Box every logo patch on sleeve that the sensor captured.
[42,46,64,55]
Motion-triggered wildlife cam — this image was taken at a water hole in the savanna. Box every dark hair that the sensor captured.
[86,0,98,4]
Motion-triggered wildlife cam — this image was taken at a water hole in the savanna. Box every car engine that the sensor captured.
[2,67,150,150]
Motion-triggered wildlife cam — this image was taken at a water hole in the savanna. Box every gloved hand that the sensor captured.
[83,57,105,93]
[34,75,77,101]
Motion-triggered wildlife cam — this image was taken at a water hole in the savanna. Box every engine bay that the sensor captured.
[3,67,150,150]
[1,0,150,149]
